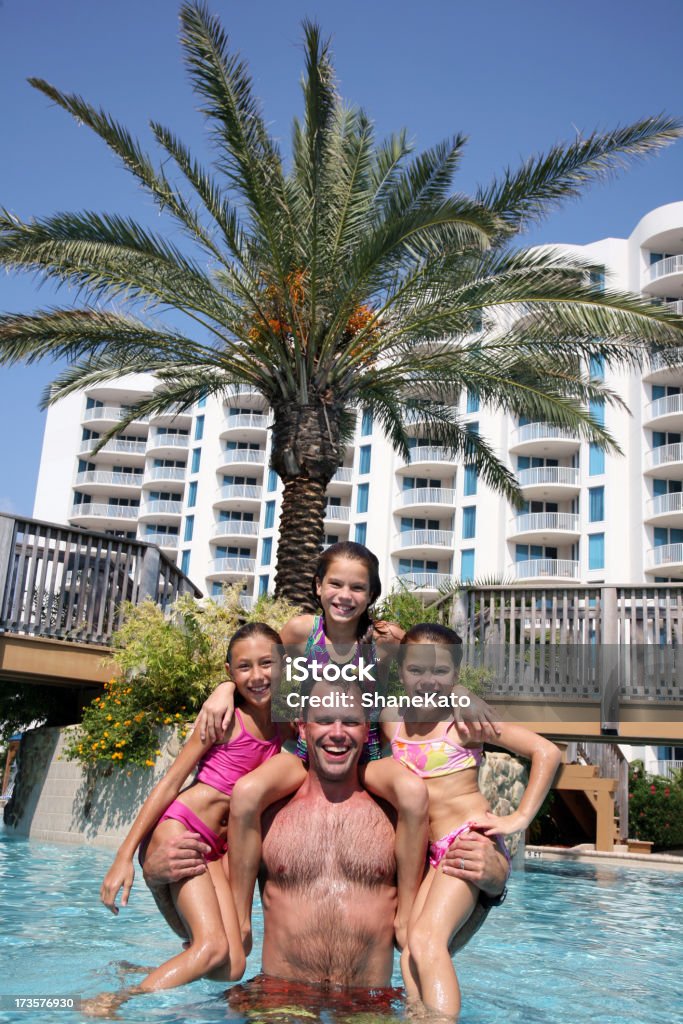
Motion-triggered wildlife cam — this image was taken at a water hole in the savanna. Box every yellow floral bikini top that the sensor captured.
[390,720,483,778]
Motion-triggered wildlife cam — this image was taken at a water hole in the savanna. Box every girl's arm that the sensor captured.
[196,680,236,744]
[472,724,562,836]
[100,724,222,913]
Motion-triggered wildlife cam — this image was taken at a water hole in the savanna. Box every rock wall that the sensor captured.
[479,751,528,859]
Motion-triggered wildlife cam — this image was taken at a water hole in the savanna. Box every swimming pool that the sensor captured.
[0,827,681,1023]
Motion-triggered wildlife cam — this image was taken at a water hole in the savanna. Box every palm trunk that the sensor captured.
[274,474,328,609]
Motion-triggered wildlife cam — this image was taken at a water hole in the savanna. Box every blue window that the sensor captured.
[261,537,272,566]
[184,515,194,542]
[267,468,278,492]
[464,465,478,496]
[355,523,367,545]
[194,415,204,441]
[264,500,275,529]
[259,575,269,596]
[462,506,476,539]
[589,355,605,379]
[589,399,605,426]
[589,487,604,522]
[191,447,201,473]
[187,481,197,507]
[589,443,605,476]
[588,533,605,571]
[361,409,373,436]
[466,390,480,414]
[197,393,207,408]
[359,445,371,474]
[460,549,475,582]
[589,268,605,291]
[211,582,223,597]
[357,483,369,514]
[181,550,191,575]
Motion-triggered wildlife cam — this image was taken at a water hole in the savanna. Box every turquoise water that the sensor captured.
[0,827,681,1023]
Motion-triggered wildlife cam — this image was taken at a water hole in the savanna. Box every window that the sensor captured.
[355,523,367,545]
[261,537,272,565]
[194,415,204,441]
[359,445,371,475]
[463,465,478,496]
[184,515,194,542]
[357,483,369,514]
[211,582,223,596]
[181,550,191,575]
[588,533,605,571]
[191,447,201,473]
[187,481,198,507]
[197,393,207,408]
[361,409,373,436]
[589,355,605,379]
[589,443,605,476]
[259,575,269,596]
[264,501,275,529]
[462,506,476,539]
[589,486,604,522]
[589,268,605,291]
[267,468,279,492]
[589,399,605,426]
[466,390,480,414]
[460,549,475,582]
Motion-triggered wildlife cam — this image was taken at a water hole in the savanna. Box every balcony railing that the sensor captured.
[139,500,183,517]
[216,485,263,502]
[220,449,266,465]
[405,446,456,464]
[510,512,580,534]
[647,254,683,283]
[512,423,578,445]
[652,759,683,779]
[78,439,146,457]
[146,433,189,451]
[646,442,683,470]
[396,487,456,507]
[395,572,452,590]
[395,529,455,549]
[331,467,353,483]
[517,467,579,489]
[75,471,143,488]
[324,504,351,521]
[83,406,149,423]
[647,347,683,373]
[143,533,179,549]
[210,557,256,574]
[511,558,580,580]
[212,521,260,538]
[648,492,683,517]
[222,414,268,431]
[71,503,139,519]
[647,393,683,420]
[649,543,683,568]
[145,467,187,483]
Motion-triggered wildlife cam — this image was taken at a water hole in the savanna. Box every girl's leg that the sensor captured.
[407,867,479,1021]
[400,865,435,1007]
[361,757,429,948]
[228,751,307,948]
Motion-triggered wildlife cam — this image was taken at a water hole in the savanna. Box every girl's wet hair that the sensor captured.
[312,541,382,640]
[226,621,282,665]
[398,622,463,669]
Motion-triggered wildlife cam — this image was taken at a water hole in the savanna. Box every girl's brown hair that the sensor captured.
[398,622,463,669]
[312,541,382,640]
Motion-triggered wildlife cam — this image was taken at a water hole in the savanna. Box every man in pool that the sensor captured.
[143,678,509,988]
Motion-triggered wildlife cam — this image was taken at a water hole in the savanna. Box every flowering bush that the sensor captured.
[628,760,683,849]
[63,586,298,771]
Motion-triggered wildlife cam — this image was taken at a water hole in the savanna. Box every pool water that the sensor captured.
[0,827,681,1023]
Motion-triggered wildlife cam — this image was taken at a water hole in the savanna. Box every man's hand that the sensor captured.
[453,690,502,742]
[141,832,210,887]
[440,827,509,897]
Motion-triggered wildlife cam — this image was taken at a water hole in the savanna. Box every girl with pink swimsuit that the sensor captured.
[91,623,293,1014]
[385,623,562,1023]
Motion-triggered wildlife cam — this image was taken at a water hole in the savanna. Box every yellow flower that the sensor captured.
[164,717,172,725]
[103,732,109,738]
[114,722,120,728]
[124,720,131,727]
[107,715,113,722]
[145,759,155,767]
[155,749,161,755]
[174,713,181,720]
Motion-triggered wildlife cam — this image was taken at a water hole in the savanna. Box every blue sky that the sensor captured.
[1,0,682,516]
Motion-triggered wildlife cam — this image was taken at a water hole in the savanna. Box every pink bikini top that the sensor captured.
[391,720,483,779]
[196,708,281,796]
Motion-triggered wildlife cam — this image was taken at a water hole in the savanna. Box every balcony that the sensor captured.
[70,503,139,526]
[643,254,683,297]
[509,423,580,457]
[82,406,149,429]
[394,571,452,595]
[74,470,143,494]
[516,466,580,500]
[146,433,190,457]
[212,520,260,541]
[646,543,683,578]
[643,346,683,384]
[645,491,683,527]
[508,512,580,544]
[324,504,351,522]
[392,529,455,556]
[214,485,263,510]
[643,392,683,431]
[510,558,580,581]
[327,466,353,496]
[138,500,183,523]
[396,487,457,515]
[78,438,146,460]
[143,533,179,550]
[644,442,683,480]
[143,466,187,485]
[217,448,266,472]
[219,414,269,440]
[207,557,257,579]
[148,405,193,428]
[652,759,683,779]
[396,446,457,473]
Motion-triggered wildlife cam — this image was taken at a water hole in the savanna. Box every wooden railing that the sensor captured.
[0,513,200,646]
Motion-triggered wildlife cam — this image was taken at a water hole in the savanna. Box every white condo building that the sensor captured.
[31,201,683,772]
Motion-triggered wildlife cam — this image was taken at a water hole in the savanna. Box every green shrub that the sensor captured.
[628,760,683,849]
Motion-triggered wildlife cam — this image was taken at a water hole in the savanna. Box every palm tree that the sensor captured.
[1,2,683,609]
